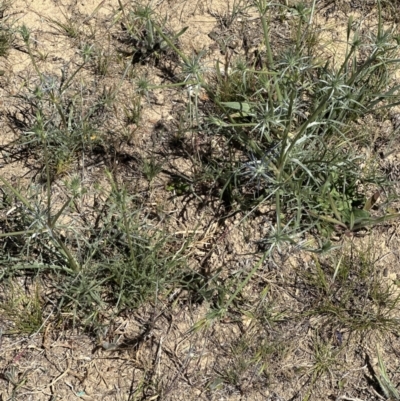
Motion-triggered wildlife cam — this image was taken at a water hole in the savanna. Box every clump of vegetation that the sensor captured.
[0,0,14,57]
[201,1,400,250]
[113,1,187,64]
[0,170,192,329]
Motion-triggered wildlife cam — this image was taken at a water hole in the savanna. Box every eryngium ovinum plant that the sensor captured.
[207,1,400,252]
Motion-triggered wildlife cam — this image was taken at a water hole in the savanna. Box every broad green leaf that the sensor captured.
[352,213,400,230]
[221,102,252,113]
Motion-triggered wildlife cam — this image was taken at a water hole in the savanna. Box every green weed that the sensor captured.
[194,0,400,250]
[44,7,82,39]
[0,0,13,57]
[298,248,400,336]
[0,280,44,334]
[375,347,400,400]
